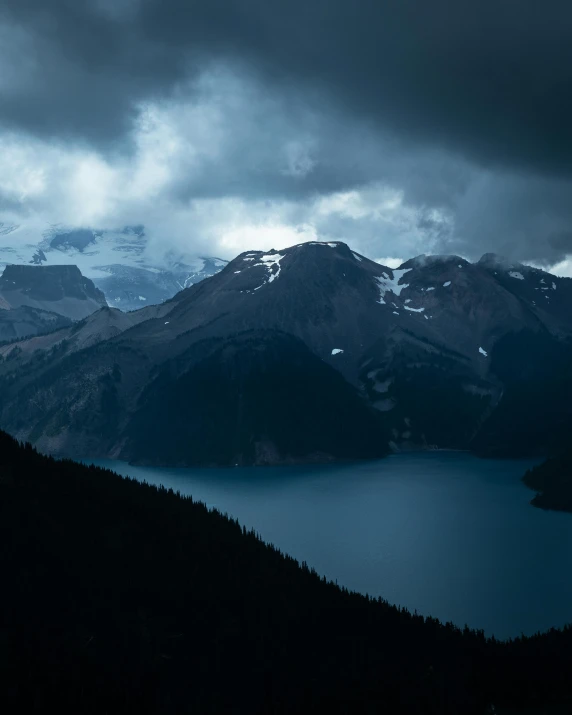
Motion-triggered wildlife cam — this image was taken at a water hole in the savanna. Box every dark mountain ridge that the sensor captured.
[1,241,571,465]
[0,305,72,343]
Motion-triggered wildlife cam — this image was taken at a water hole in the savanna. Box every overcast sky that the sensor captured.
[1,0,572,272]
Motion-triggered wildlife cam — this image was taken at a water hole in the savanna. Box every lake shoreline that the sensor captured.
[89,452,567,639]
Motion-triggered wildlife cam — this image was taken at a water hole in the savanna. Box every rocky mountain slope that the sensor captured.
[0,303,172,367]
[0,222,227,310]
[0,264,107,321]
[1,240,571,465]
[0,305,72,343]
[0,264,108,342]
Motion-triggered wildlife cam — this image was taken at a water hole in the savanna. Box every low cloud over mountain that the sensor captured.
[2,2,572,271]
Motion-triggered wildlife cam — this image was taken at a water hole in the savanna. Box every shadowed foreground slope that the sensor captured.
[123,331,389,466]
[1,431,572,714]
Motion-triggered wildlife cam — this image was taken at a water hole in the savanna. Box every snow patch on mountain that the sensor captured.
[252,253,285,290]
[376,268,411,304]
[509,271,525,280]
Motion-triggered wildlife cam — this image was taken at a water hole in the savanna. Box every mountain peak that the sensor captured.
[399,254,467,270]
[0,264,107,320]
[478,252,514,269]
[0,264,104,300]
[218,240,374,294]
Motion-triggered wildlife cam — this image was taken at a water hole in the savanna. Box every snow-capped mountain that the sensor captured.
[1,240,572,466]
[0,222,227,311]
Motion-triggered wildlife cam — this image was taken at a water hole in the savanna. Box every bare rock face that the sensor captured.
[0,240,571,465]
[0,264,108,320]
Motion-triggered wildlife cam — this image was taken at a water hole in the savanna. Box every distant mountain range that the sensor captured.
[0,264,107,318]
[0,240,571,466]
[0,222,227,311]
[0,263,108,342]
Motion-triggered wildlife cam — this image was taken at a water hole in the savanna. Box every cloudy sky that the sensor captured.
[1,0,572,272]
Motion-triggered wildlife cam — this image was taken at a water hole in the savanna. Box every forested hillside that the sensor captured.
[1,431,572,714]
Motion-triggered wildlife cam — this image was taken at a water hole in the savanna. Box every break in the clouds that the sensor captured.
[1,1,572,272]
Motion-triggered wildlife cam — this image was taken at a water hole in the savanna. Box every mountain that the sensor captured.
[0,222,227,311]
[1,240,572,465]
[522,452,572,512]
[0,264,107,320]
[123,330,388,466]
[0,305,72,343]
[0,303,171,367]
[2,429,572,714]
[0,264,106,341]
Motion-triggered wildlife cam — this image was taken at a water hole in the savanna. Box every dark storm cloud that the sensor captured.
[2,0,572,177]
[2,0,572,266]
[140,0,572,179]
[548,231,572,254]
[0,0,188,146]
[443,171,572,265]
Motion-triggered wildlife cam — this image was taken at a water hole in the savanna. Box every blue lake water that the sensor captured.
[91,452,572,639]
